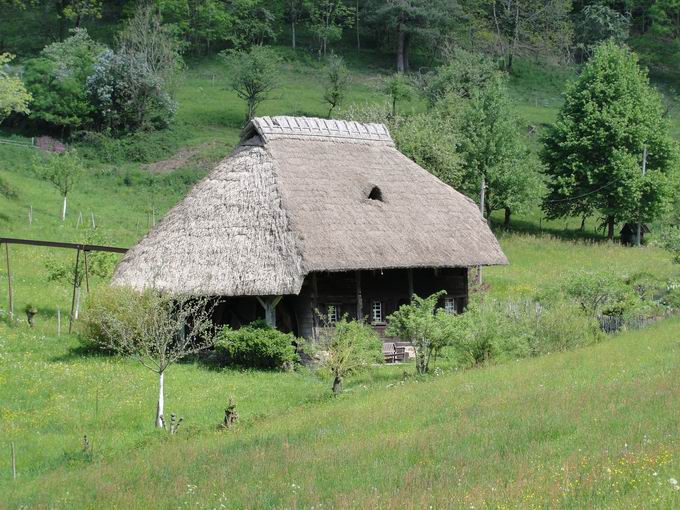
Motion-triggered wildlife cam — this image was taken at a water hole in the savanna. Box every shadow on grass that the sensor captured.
[491,216,612,243]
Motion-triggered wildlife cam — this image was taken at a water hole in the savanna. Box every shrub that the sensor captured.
[215,321,298,369]
[317,314,383,395]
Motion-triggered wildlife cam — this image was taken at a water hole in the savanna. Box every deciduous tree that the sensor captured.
[542,41,678,240]
[85,288,218,428]
[0,53,31,124]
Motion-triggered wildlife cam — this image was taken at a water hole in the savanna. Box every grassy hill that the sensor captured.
[1,52,680,508]
[3,316,680,508]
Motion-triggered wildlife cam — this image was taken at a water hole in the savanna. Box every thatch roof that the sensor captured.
[112,116,507,296]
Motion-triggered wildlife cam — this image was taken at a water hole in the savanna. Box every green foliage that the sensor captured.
[542,41,679,238]
[383,74,413,117]
[44,229,117,289]
[216,321,298,369]
[386,291,455,374]
[23,29,104,131]
[661,226,680,264]
[86,49,177,133]
[86,5,182,133]
[457,297,603,365]
[317,314,382,394]
[0,53,32,124]
[305,0,354,56]
[221,46,280,122]
[431,52,542,223]
[557,270,643,318]
[575,4,630,60]
[34,150,83,198]
[322,54,350,117]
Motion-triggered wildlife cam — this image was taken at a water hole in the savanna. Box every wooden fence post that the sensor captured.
[4,243,13,320]
[68,249,80,334]
[11,442,16,481]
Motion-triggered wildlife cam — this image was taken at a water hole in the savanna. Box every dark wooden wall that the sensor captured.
[295,267,468,340]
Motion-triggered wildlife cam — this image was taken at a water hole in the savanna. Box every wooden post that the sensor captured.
[407,268,414,299]
[355,270,363,322]
[68,249,80,334]
[4,242,13,320]
[11,442,16,481]
[57,308,61,336]
[90,211,96,229]
[256,296,282,328]
[311,273,319,341]
[83,250,90,293]
[28,206,32,225]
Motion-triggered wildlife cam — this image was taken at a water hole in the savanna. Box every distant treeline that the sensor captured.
[2,1,680,74]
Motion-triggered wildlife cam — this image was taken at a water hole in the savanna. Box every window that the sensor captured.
[368,186,383,202]
[372,300,383,323]
[444,297,457,315]
[326,304,340,323]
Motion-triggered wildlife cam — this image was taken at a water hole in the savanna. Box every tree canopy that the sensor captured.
[542,41,678,239]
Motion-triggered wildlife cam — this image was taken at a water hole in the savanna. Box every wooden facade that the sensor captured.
[213,267,468,341]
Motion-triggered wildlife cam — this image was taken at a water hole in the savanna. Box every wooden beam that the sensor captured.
[68,249,80,334]
[4,242,13,320]
[256,296,281,328]
[0,237,127,254]
[83,250,90,293]
[355,270,363,322]
[311,273,319,341]
[407,268,414,299]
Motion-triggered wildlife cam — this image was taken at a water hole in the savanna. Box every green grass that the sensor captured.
[4,318,680,508]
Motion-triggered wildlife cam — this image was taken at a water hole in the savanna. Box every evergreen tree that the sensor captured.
[542,41,678,240]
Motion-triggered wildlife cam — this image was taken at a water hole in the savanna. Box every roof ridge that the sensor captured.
[244,115,393,145]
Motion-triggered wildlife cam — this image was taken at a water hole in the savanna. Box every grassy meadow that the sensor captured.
[1,51,680,508]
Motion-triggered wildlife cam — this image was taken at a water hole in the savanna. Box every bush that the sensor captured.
[81,286,142,352]
[452,297,603,367]
[215,321,298,369]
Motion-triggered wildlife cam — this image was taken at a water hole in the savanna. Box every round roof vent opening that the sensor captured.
[368,186,383,202]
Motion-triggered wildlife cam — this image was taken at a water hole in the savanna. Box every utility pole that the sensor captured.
[636,145,647,247]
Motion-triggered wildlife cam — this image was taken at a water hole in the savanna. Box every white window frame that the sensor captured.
[444,296,457,315]
[327,303,340,323]
[371,300,383,323]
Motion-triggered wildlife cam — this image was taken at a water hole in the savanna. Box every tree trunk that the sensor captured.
[62,195,67,221]
[356,0,360,51]
[403,33,410,72]
[74,286,81,320]
[607,216,615,241]
[396,27,406,73]
[332,374,342,395]
[504,207,511,229]
[580,215,586,232]
[156,371,165,428]
[292,20,296,50]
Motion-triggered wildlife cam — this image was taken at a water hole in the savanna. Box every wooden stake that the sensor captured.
[28,206,32,225]
[76,211,83,228]
[68,249,80,334]
[355,270,363,322]
[57,308,61,336]
[4,243,13,320]
[11,442,16,481]
[90,211,96,229]
[83,250,90,293]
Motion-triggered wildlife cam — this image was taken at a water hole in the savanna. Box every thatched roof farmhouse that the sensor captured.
[113,116,507,338]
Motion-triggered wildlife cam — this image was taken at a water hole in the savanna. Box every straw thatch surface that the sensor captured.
[113,116,507,296]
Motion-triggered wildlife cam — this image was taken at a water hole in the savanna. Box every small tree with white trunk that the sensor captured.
[35,149,83,221]
[85,287,218,428]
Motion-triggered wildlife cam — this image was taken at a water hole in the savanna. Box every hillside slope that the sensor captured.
[4,318,680,508]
